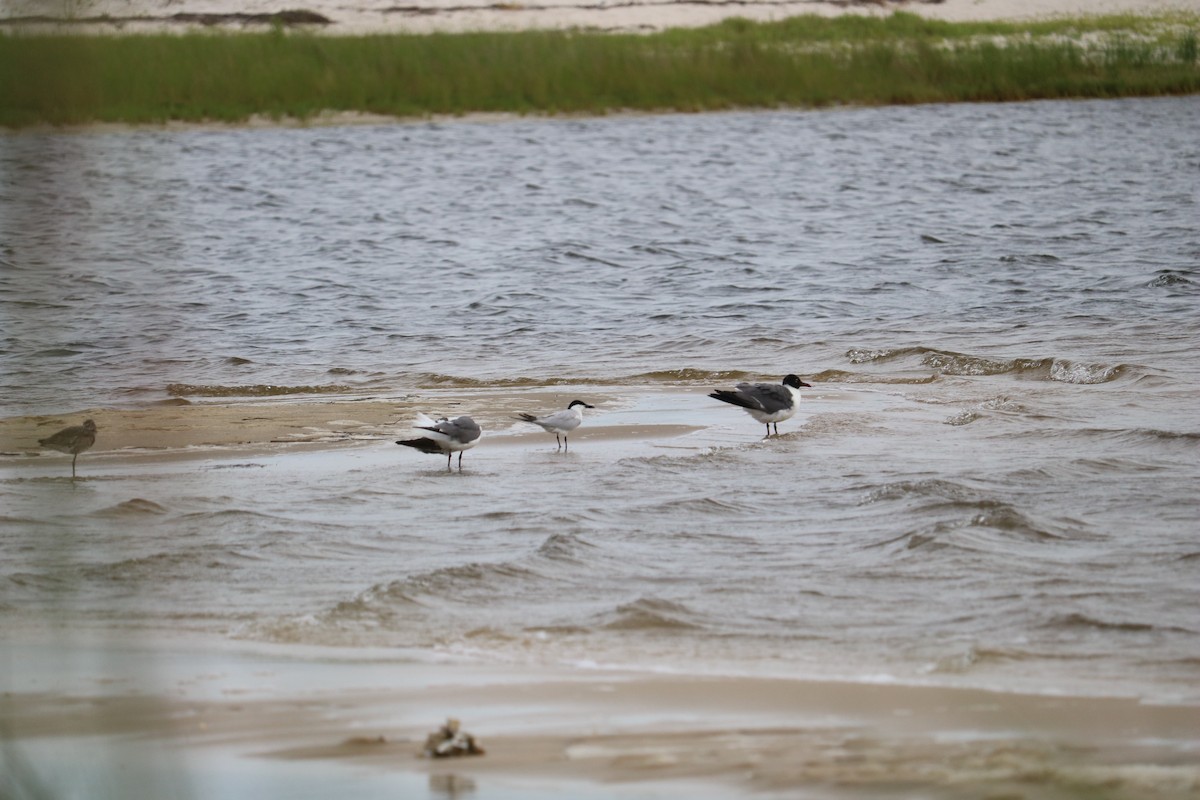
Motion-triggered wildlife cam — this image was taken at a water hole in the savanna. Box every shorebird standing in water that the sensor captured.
[709,375,811,437]
[516,400,595,451]
[396,413,482,471]
[38,419,98,478]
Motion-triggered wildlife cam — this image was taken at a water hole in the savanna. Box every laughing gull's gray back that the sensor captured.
[709,374,811,437]
[397,413,482,470]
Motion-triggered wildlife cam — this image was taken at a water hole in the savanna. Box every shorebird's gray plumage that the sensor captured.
[38,418,98,478]
[709,374,811,437]
[517,399,594,451]
[397,414,482,470]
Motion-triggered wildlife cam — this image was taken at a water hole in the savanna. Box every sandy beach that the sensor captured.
[0,388,701,464]
[4,629,1199,799]
[3,0,1200,35]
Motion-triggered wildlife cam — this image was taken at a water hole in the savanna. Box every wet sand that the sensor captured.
[0,388,702,466]
[3,631,1198,799]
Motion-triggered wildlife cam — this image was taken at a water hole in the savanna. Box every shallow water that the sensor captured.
[2,97,1199,708]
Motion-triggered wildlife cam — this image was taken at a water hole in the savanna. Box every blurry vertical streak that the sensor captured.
[0,42,196,799]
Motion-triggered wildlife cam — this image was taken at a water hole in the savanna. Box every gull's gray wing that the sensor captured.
[435,416,481,444]
[735,382,794,414]
[540,409,581,430]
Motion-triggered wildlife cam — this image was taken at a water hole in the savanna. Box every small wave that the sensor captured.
[596,598,706,632]
[1048,359,1126,384]
[843,347,1128,384]
[412,373,585,388]
[7,572,72,590]
[861,482,1069,543]
[80,548,251,582]
[1046,613,1191,634]
[405,561,543,595]
[859,478,977,506]
[999,253,1061,263]
[32,348,85,357]
[409,368,770,389]
[649,496,756,516]
[979,395,1026,413]
[847,346,1011,372]
[845,347,896,364]
[329,581,424,619]
[265,561,549,644]
[969,505,1064,540]
[1070,427,1200,448]
[926,645,1032,674]
[96,498,169,516]
[463,626,519,643]
[902,531,952,551]
[631,368,756,384]
[178,508,290,523]
[925,351,1046,377]
[327,562,544,622]
[535,533,596,564]
[1130,427,1199,443]
[166,383,352,397]
[237,615,377,647]
[810,369,937,385]
[1146,269,1195,288]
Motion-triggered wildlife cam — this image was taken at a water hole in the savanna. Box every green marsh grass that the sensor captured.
[1,12,1198,127]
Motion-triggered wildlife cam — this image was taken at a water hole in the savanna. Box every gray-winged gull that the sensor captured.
[709,375,811,437]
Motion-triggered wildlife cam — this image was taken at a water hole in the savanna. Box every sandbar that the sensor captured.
[2,632,1198,798]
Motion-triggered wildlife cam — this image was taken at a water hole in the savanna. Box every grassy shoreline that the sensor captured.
[1,12,1198,128]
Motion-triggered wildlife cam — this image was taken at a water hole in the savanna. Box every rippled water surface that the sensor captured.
[2,97,1199,702]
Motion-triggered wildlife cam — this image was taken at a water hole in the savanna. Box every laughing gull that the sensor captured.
[38,418,98,478]
[396,413,481,470]
[709,375,812,437]
[516,400,595,451]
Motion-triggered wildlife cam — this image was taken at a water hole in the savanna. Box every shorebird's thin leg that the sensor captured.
[71,453,78,478]
[446,453,452,471]
[564,435,569,452]
[458,451,464,470]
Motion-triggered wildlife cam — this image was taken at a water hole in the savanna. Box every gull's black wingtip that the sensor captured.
[710,389,754,410]
[396,437,443,454]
